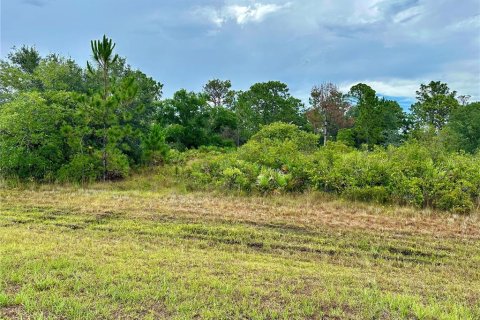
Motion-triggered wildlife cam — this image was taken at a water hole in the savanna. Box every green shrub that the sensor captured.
[105,149,130,180]
[337,128,355,147]
[250,122,319,152]
[256,167,291,194]
[181,123,480,213]
[57,154,102,183]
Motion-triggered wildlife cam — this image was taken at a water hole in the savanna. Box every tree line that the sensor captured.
[0,36,478,183]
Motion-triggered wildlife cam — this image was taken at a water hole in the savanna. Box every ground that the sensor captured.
[0,176,479,319]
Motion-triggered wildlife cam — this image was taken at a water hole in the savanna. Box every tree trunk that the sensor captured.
[323,118,328,146]
[102,66,108,181]
[103,123,107,181]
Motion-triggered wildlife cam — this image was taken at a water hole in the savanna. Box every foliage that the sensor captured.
[308,83,352,145]
[203,78,235,107]
[349,83,405,148]
[0,38,478,208]
[184,123,480,213]
[235,81,307,142]
[410,81,459,130]
[7,45,41,73]
[0,92,70,181]
[142,124,170,165]
[336,128,355,147]
[440,102,480,153]
[158,89,237,149]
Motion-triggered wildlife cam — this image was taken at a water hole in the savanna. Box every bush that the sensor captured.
[142,124,170,166]
[0,92,69,182]
[105,149,130,180]
[250,122,319,152]
[337,128,355,147]
[256,167,291,194]
[182,124,480,213]
[57,154,102,183]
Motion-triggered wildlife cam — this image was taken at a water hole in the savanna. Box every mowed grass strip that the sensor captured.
[0,187,479,319]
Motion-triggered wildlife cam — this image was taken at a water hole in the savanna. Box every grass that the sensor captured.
[0,172,479,319]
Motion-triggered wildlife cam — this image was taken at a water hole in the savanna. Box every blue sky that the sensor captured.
[1,0,479,108]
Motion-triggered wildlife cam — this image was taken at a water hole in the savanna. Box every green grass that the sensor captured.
[0,176,479,319]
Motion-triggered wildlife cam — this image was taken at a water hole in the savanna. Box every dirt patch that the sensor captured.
[0,305,28,319]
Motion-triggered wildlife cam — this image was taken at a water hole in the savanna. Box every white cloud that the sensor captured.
[447,14,480,30]
[196,2,291,27]
[393,5,423,24]
[339,72,480,102]
[339,79,419,98]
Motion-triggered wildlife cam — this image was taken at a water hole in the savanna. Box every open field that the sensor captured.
[1,177,479,319]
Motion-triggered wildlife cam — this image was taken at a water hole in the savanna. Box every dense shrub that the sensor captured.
[0,92,70,182]
[183,123,480,213]
[57,154,102,183]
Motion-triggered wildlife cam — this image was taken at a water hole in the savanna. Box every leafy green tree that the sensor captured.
[0,47,41,103]
[208,106,238,146]
[157,89,237,149]
[235,81,306,143]
[337,128,355,147]
[410,81,459,130]
[158,89,210,149]
[349,83,404,148]
[34,54,85,92]
[1,49,85,104]
[441,102,480,153]
[7,45,41,74]
[0,92,70,180]
[85,56,164,164]
[349,83,378,147]
[203,79,234,107]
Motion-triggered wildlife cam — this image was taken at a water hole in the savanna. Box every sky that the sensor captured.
[1,0,479,108]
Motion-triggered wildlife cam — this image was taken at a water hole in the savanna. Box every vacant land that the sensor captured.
[0,179,479,319]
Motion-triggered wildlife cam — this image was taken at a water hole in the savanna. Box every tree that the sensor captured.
[349,83,404,148]
[34,54,85,92]
[208,106,238,146]
[308,83,351,145]
[0,92,70,180]
[87,35,122,181]
[7,45,41,74]
[1,47,42,103]
[142,124,169,165]
[349,83,380,147]
[410,81,459,130]
[235,81,306,143]
[157,89,210,149]
[203,79,234,107]
[0,50,85,104]
[441,102,480,153]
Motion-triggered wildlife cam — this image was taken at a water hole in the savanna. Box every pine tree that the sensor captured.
[87,35,119,181]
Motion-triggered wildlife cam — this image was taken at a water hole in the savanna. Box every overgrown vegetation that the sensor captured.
[182,123,480,213]
[1,38,479,213]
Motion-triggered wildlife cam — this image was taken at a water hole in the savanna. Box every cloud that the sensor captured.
[22,0,48,7]
[392,5,423,23]
[339,79,420,98]
[196,2,291,27]
[339,72,480,103]
[4,0,477,103]
[447,14,480,30]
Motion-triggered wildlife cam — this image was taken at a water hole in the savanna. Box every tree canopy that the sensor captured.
[0,38,477,183]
